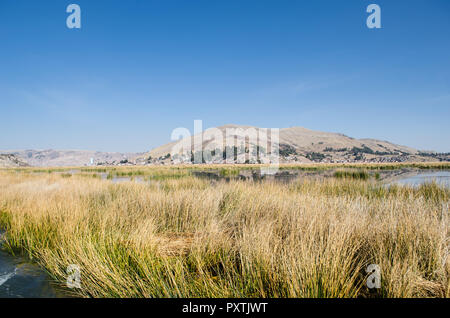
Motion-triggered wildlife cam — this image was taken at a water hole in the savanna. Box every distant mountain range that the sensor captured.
[0,149,139,167]
[0,154,29,167]
[1,125,448,167]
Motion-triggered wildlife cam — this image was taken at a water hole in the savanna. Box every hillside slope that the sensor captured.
[138,124,437,164]
[0,154,29,167]
[0,150,139,167]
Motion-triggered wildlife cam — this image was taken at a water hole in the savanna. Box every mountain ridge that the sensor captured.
[2,125,448,166]
[0,149,139,167]
[0,154,29,167]
[140,124,423,164]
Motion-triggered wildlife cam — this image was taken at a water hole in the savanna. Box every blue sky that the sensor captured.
[0,0,449,152]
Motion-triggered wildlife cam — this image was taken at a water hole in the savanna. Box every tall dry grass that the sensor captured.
[0,170,448,298]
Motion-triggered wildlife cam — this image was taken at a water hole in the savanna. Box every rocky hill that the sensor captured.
[0,154,29,167]
[137,124,448,164]
[0,150,140,167]
[2,125,447,167]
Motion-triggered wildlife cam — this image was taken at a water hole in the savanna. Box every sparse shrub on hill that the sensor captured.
[306,152,326,162]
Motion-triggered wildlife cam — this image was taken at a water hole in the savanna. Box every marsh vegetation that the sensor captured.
[0,163,448,297]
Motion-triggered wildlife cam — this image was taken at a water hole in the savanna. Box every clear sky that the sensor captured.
[0,0,449,152]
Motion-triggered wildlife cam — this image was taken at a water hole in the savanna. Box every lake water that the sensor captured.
[389,171,450,188]
[46,168,450,188]
[0,232,62,298]
[96,172,145,183]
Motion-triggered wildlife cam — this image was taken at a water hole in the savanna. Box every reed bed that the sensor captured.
[0,169,448,298]
[9,161,450,175]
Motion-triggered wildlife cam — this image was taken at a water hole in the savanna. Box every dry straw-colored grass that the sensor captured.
[0,168,448,298]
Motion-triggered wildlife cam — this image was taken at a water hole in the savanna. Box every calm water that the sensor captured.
[44,168,450,187]
[0,232,62,298]
[97,173,145,183]
[389,171,450,188]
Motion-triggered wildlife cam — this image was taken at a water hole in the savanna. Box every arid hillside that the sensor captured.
[0,154,29,167]
[0,150,139,167]
[138,124,447,164]
[2,125,448,167]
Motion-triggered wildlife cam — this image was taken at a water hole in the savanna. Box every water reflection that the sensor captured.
[388,171,450,188]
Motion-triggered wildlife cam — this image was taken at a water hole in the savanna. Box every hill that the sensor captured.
[0,150,139,167]
[2,125,447,166]
[0,154,29,167]
[137,124,446,164]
